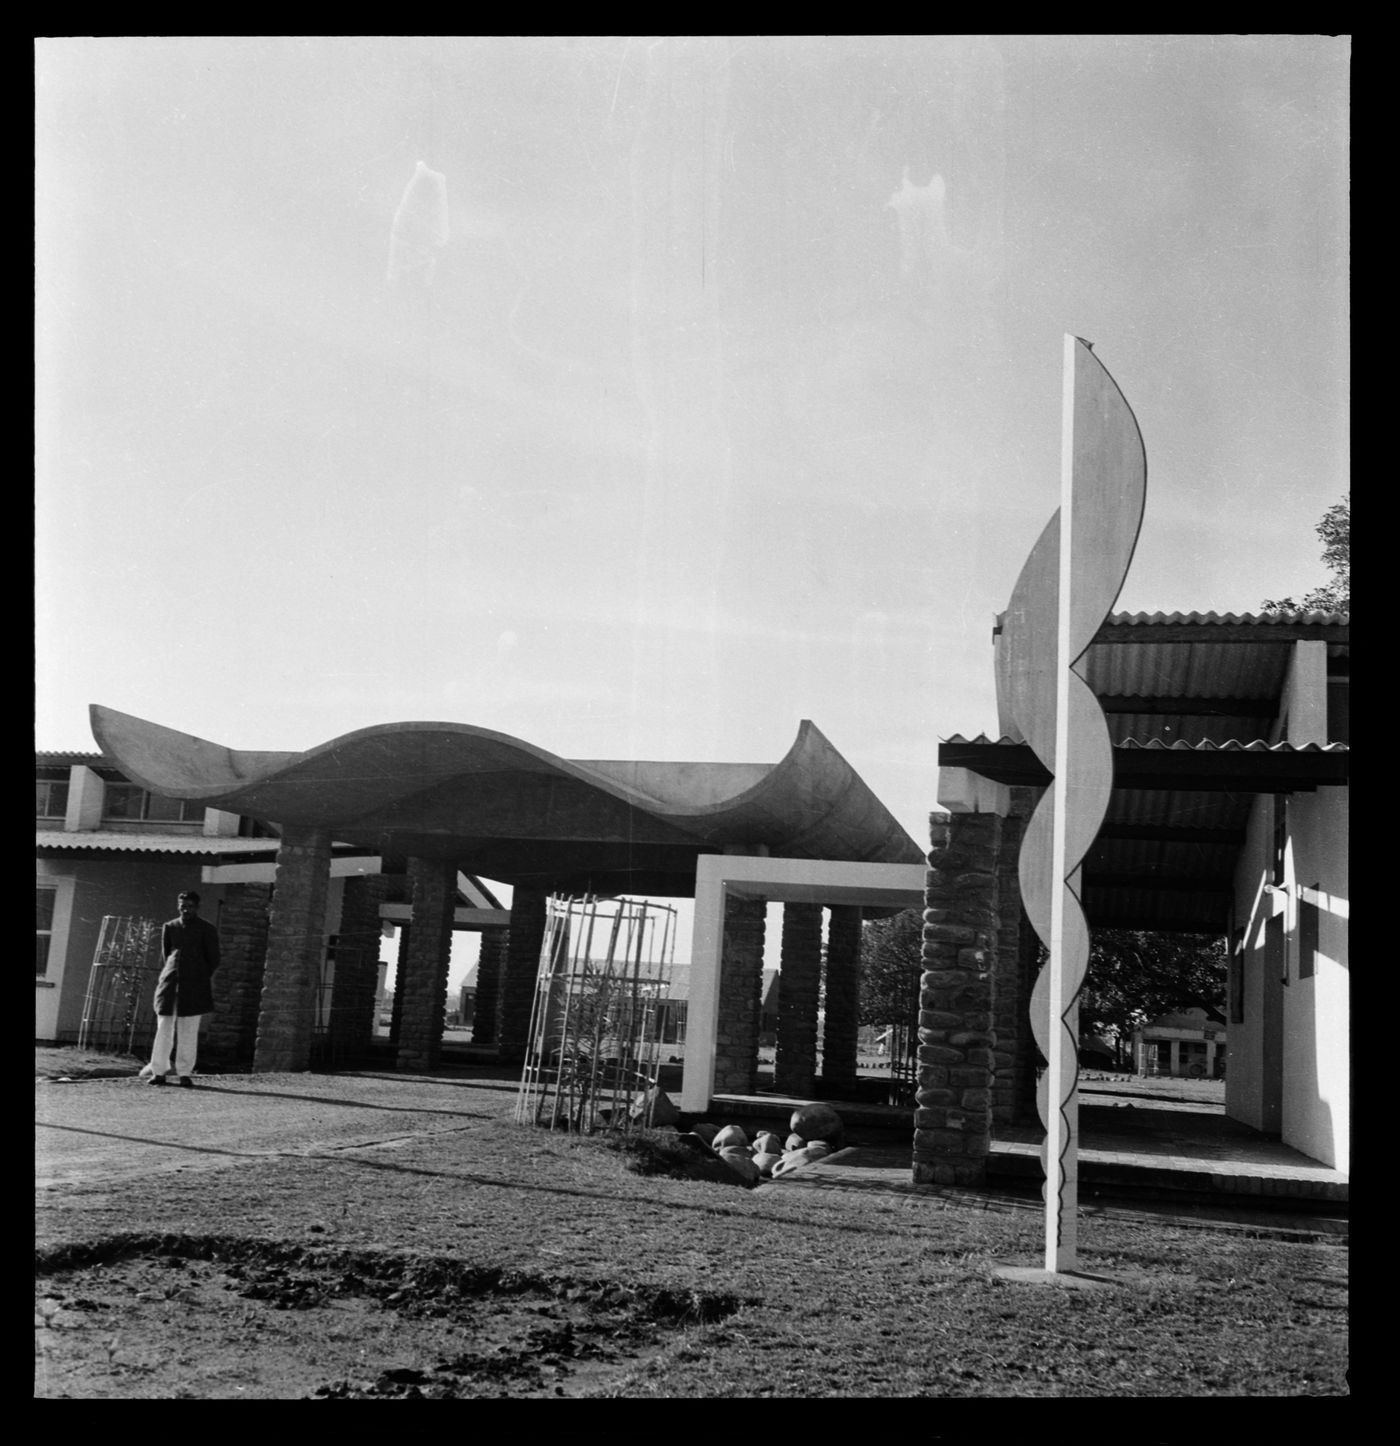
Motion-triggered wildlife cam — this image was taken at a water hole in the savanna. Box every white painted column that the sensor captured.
[64,765,104,831]
[681,857,727,1113]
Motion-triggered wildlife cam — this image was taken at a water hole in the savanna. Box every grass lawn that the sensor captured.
[36,1048,1348,1398]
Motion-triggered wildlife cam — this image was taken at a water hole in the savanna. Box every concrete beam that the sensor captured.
[681,854,924,1112]
[378,903,513,929]
[202,855,387,885]
[937,765,1012,817]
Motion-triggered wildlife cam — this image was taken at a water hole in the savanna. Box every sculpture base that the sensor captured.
[992,1264,1117,1289]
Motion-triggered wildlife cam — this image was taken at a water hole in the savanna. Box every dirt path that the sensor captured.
[36,1072,519,1189]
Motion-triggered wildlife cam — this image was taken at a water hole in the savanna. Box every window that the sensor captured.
[101,784,204,825]
[36,777,69,819]
[36,887,56,977]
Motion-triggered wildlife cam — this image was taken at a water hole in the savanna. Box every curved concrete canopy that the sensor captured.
[90,707,923,896]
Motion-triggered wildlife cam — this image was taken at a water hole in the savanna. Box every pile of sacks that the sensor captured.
[675,1102,845,1184]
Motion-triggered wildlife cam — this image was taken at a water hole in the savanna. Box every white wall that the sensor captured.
[35,865,77,1040]
[1282,786,1349,1171]
[36,860,225,1043]
[1228,798,1278,1134]
[1227,784,1348,1170]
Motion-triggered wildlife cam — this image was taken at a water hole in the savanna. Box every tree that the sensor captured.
[858,908,922,1026]
[1078,930,1228,1067]
[1260,494,1349,614]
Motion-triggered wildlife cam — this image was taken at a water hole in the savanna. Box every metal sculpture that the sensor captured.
[995,336,1146,1271]
[77,916,162,1056]
[515,895,679,1134]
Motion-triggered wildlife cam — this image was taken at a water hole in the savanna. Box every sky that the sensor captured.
[35,37,1349,982]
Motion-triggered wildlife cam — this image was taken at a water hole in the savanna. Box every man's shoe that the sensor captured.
[147,1075,166,1086]
[177,1076,194,1089]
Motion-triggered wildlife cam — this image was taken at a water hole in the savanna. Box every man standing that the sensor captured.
[139,891,220,1088]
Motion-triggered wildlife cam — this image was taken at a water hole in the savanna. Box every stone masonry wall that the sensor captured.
[472,925,509,1044]
[1005,787,1044,1123]
[254,827,332,1073]
[913,811,1001,1186]
[201,883,271,1066]
[774,902,822,1095]
[1013,903,1043,1122]
[326,874,389,1064]
[499,888,547,1064]
[396,858,456,1073]
[713,893,767,1095]
[822,905,862,1094]
[389,925,410,1044]
[990,805,1026,1125]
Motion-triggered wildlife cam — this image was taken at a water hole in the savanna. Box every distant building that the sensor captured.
[36,750,283,1047]
[34,749,453,1062]
[1133,1007,1227,1079]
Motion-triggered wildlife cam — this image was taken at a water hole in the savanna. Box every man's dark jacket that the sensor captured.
[155,914,221,1016]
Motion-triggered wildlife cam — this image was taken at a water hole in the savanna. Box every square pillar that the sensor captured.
[472,925,509,1044]
[396,858,456,1073]
[200,882,271,1067]
[254,825,333,1073]
[389,925,410,1044]
[822,905,862,1094]
[64,765,104,831]
[326,874,388,1063]
[499,887,548,1064]
[913,810,1001,1187]
[713,893,767,1095]
[774,902,822,1095]
[992,792,1035,1123]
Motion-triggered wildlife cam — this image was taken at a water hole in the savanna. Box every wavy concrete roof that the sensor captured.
[90,707,923,896]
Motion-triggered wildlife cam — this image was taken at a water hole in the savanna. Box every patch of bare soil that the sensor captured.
[35,1234,743,1399]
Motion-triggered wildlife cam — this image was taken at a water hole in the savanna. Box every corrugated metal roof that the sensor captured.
[35,831,287,856]
[1116,738,1347,754]
[1083,639,1297,703]
[953,608,1349,934]
[1102,610,1348,627]
[942,733,1346,755]
[1104,711,1277,747]
[1103,787,1252,834]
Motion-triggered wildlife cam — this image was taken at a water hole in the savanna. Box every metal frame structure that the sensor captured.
[76,915,161,1055]
[515,895,678,1133]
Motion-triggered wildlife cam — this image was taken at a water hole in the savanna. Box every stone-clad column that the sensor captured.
[991,803,1027,1125]
[201,883,272,1067]
[774,902,822,1095]
[713,893,767,1095]
[389,925,410,1045]
[396,857,456,1073]
[913,811,1001,1186]
[472,925,509,1044]
[1002,787,1042,1123]
[254,826,333,1073]
[327,874,389,1064]
[822,905,862,1094]
[499,887,548,1064]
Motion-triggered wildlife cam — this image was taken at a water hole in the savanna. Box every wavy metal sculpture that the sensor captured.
[995,337,1146,1271]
